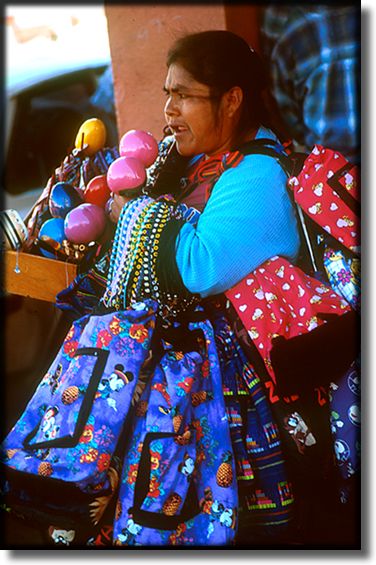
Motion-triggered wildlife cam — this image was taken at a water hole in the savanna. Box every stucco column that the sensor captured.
[105,4,228,140]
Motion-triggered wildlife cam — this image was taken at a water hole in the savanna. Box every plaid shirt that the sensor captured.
[261,5,360,163]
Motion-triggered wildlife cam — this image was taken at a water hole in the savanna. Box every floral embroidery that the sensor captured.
[129,324,149,343]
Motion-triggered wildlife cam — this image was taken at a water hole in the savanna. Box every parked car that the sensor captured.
[5,55,118,218]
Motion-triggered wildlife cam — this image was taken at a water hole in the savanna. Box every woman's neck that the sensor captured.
[203,127,259,159]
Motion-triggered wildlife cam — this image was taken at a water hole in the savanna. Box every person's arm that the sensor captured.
[172,155,300,297]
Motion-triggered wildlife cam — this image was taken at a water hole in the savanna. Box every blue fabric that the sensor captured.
[261,5,360,164]
[1,301,157,526]
[329,357,360,504]
[176,127,300,297]
[112,316,238,546]
[212,312,295,538]
[323,248,360,312]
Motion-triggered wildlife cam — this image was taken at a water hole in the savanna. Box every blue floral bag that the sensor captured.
[1,300,156,529]
[113,316,238,547]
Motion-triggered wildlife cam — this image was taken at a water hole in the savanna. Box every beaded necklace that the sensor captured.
[101,194,180,316]
[102,195,153,308]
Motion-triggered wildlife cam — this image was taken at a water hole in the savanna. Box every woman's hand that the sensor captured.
[106,193,132,223]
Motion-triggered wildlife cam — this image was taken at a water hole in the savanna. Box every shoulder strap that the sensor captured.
[239,138,294,175]
[240,139,323,273]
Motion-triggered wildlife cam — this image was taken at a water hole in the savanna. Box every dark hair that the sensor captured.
[166,30,273,146]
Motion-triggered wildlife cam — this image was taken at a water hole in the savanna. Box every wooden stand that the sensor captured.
[3,250,77,303]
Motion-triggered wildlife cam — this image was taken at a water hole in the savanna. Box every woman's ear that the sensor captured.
[224,86,243,118]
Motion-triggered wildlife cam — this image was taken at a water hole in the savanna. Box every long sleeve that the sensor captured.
[261,6,360,164]
[174,154,300,298]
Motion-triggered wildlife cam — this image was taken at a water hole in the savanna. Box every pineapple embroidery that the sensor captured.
[171,407,183,433]
[216,451,233,487]
[191,390,213,407]
[162,492,182,516]
[61,385,80,405]
[38,461,53,477]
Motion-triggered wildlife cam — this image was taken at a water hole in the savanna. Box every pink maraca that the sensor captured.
[107,155,146,195]
[119,129,158,167]
[64,203,106,244]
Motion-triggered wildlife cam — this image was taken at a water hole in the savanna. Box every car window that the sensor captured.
[5,67,117,217]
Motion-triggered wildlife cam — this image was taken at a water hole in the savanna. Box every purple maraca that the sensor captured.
[64,203,106,244]
[119,129,159,167]
[106,155,146,196]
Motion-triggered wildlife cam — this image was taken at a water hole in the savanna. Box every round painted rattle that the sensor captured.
[106,130,159,197]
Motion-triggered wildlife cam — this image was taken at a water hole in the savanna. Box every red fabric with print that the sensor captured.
[225,256,351,383]
[288,145,360,253]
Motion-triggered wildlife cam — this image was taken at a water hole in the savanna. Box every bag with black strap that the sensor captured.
[238,139,361,493]
[148,135,361,543]
[223,138,360,542]
[1,193,238,547]
[1,299,157,533]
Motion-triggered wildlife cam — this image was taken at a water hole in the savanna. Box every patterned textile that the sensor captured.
[288,145,360,254]
[211,312,294,540]
[225,256,351,385]
[323,248,360,312]
[261,5,360,163]
[1,301,157,530]
[112,316,238,547]
[329,358,360,488]
[179,150,244,205]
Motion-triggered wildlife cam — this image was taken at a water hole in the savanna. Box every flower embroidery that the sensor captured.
[109,316,122,335]
[129,324,149,343]
[177,376,195,395]
[80,425,94,444]
[337,268,352,285]
[63,340,79,358]
[96,330,113,348]
[127,463,139,485]
[80,448,98,463]
[97,452,111,473]
[150,451,161,470]
[148,475,161,498]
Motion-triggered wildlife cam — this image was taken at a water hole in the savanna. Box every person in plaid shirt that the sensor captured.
[261,4,360,164]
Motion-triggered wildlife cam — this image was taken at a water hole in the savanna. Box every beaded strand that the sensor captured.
[102,192,199,321]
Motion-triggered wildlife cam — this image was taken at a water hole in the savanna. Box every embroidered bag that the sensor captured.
[287,145,360,256]
[112,316,238,547]
[100,193,238,546]
[236,141,361,504]
[1,300,156,530]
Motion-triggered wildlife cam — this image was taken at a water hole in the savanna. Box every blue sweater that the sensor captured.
[175,128,300,298]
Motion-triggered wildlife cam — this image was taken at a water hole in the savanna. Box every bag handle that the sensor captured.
[130,431,200,530]
[240,140,321,274]
[23,348,109,451]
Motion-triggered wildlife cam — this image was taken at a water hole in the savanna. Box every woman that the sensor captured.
[4,31,351,548]
[109,31,300,296]
[106,30,303,546]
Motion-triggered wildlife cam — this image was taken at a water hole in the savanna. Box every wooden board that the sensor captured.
[3,250,77,303]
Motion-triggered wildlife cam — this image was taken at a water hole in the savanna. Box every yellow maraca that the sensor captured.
[74,118,106,156]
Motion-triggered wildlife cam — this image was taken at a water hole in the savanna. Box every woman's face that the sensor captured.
[164,63,235,157]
